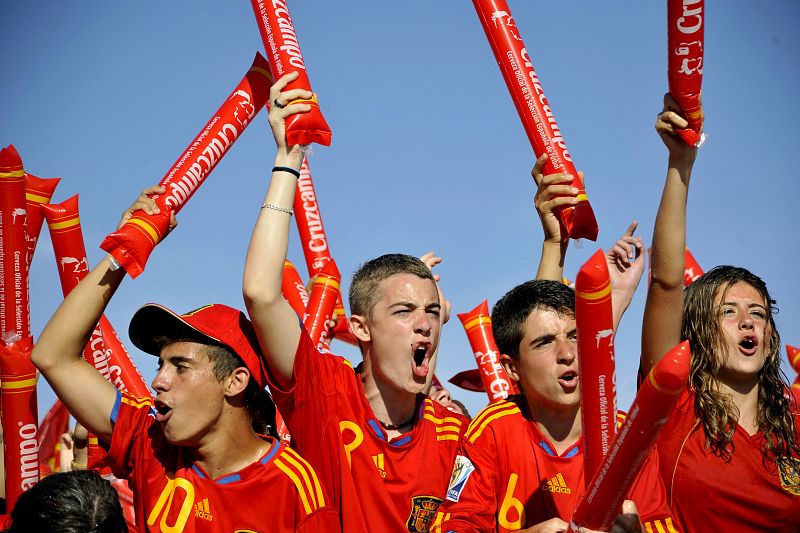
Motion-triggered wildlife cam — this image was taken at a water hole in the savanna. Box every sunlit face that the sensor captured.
[151,341,226,445]
[504,308,579,413]
[714,282,770,385]
[359,273,441,395]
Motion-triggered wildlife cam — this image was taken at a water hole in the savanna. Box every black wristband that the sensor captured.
[272,166,300,179]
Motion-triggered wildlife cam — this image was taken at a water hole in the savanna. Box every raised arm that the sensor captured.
[31,187,174,440]
[531,154,582,281]
[242,72,311,389]
[640,93,699,376]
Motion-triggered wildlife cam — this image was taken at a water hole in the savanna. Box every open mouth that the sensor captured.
[738,336,758,355]
[412,343,431,378]
[154,401,173,422]
[558,370,578,388]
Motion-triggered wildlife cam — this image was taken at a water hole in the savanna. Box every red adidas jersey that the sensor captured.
[657,386,800,531]
[105,391,340,532]
[435,396,677,533]
[269,328,467,533]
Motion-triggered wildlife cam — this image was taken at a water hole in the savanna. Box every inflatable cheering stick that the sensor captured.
[38,400,70,472]
[44,196,151,398]
[668,0,705,146]
[24,173,60,266]
[282,259,309,316]
[250,0,331,146]
[683,247,703,287]
[303,258,341,350]
[575,249,617,485]
[568,341,690,532]
[0,335,38,509]
[457,301,519,402]
[101,54,272,277]
[472,0,598,241]
[0,145,32,339]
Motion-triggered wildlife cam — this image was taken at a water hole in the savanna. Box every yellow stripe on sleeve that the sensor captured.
[274,458,312,515]
[280,450,318,510]
[284,448,326,507]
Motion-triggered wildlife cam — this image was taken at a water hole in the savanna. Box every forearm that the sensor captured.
[536,240,567,281]
[650,158,692,289]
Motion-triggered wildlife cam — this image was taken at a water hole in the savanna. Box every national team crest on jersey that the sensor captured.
[446,455,475,502]
[406,495,443,532]
[778,457,800,495]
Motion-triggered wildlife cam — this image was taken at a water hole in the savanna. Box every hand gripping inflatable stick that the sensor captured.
[668,0,705,146]
[568,341,690,532]
[457,301,519,402]
[44,196,151,398]
[472,0,598,241]
[250,0,331,146]
[101,54,272,277]
[576,249,617,486]
[0,145,32,340]
[0,336,38,510]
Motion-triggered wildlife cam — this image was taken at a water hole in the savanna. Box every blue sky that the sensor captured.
[2,1,798,419]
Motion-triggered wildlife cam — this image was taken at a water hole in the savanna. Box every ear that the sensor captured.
[349,314,371,343]
[224,367,251,398]
[501,353,521,383]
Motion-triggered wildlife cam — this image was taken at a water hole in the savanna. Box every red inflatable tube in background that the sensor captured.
[448,368,486,394]
[457,301,519,402]
[24,173,60,266]
[787,344,800,398]
[575,249,617,486]
[43,197,151,399]
[101,54,272,277]
[472,0,598,241]
[568,342,691,532]
[282,259,309,316]
[683,247,703,287]
[0,336,39,510]
[38,399,70,472]
[303,258,341,350]
[668,0,705,146]
[249,0,331,146]
[0,145,32,340]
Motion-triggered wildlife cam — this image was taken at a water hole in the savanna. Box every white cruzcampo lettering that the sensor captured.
[271,0,306,70]
[677,0,702,34]
[297,175,328,253]
[19,423,39,490]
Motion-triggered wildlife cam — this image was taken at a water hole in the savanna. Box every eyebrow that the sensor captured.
[528,328,577,346]
[160,355,195,365]
[388,301,441,310]
[720,301,768,311]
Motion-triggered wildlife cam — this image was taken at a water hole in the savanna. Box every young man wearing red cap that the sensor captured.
[32,190,339,532]
[242,73,466,533]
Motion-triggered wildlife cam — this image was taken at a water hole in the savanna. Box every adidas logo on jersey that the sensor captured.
[372,454,387,478]
[542,473,571,494]
[194,498,213,521]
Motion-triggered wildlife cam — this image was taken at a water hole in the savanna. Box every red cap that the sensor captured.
[129,303,268,389]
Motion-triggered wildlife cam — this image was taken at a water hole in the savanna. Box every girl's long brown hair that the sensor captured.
[681,265,798,463]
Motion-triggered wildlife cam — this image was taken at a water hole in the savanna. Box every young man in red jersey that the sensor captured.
[434,158,676,532]
[32,191,339,532]
[243,72,466,533]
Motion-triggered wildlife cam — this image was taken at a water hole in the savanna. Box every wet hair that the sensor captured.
[491,280,575,360]
[153,334,276,437]
[3,470,128,533]
[349,254,436,316]
[681,265,798,462]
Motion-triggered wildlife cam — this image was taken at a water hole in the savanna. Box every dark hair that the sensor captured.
[349,254,436,317]
[153,334,276,437]
[4,470,128,533]
[491,280,575,360]
[682,265,798,462]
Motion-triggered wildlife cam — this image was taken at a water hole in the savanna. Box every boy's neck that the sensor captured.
[361,359,422,440]
[192,415,270,477]
[526,399,582,455]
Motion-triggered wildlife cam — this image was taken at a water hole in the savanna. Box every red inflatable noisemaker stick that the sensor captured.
[472,0,598,241]
[101,54,272,277]
[249,0,331,146]
[282,259,309,316]
[43,196,151,399]
[575,249,617,486]
[457,301,519,402]
[787,344,800,391]
[0,145,32,340]
[568,341,691,532]
[0,336,39,509]
[683,247,703,287]
[303,258,341,350]
[38,399,70,472]
[24,173,60,266]
[293,160,356,346]
[668,0,705,146]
